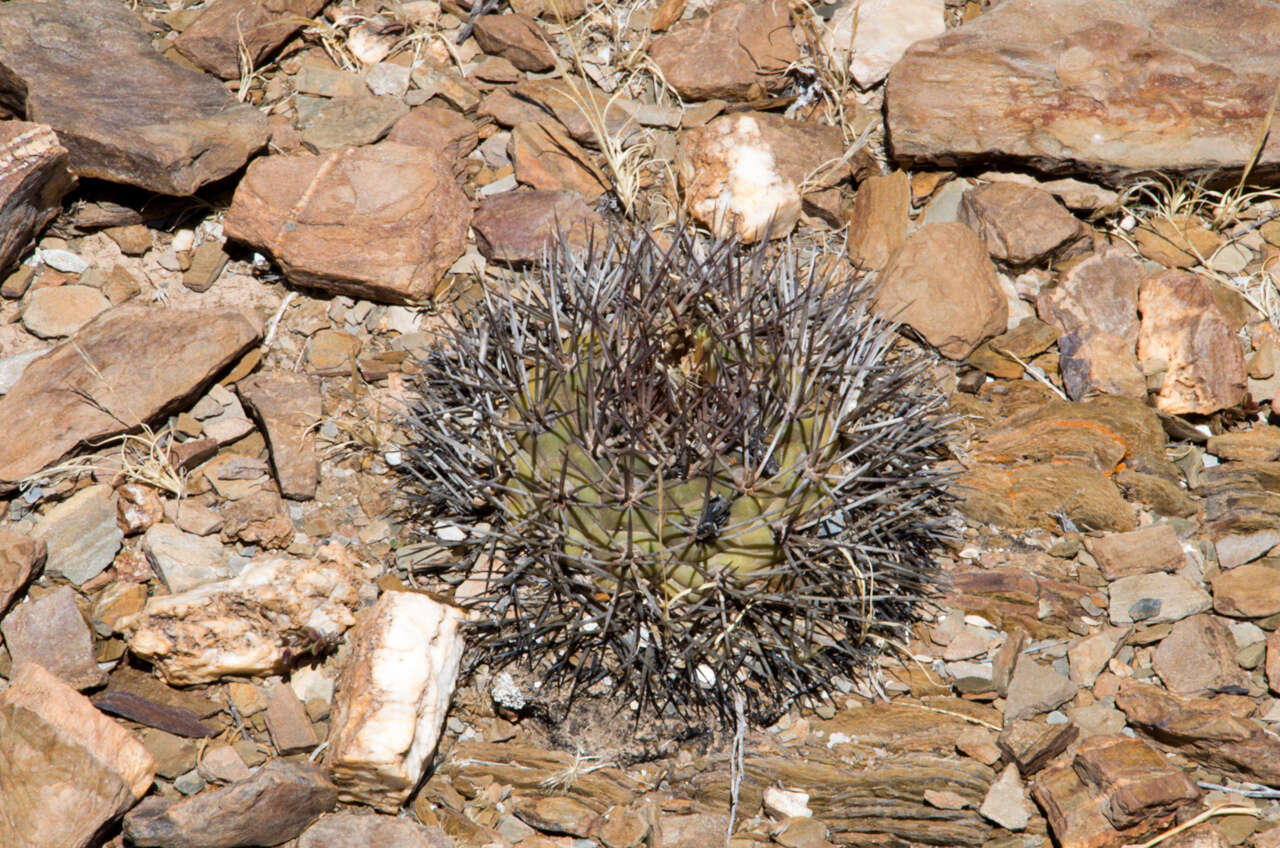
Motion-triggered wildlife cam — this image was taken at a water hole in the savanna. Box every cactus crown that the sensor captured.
[401,227,953,723]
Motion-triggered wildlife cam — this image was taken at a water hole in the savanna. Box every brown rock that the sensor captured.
[117,482,164,537]
[968,317,1059,380]
[886,0,1280,184]
[1134,215,1223,269]
[679,111,846,242]
[264,680,319,754]
[845,171,910,270]
[0,304,261,486]
[387,106,480,169]
[649,1,797,101]
[35,483,124,586]
[998,719,1079,777]
[597,806,649,848]
[224,142,469,305]
[1268,628,1280,694]
[0,662,156,848]
[1038,249,1144,343]
[0,528,44,615]
[298,95,409,150]
[0,122,75,275]
[1152,613,1251,694]
[1057,329,1147,401]
[181,239,228,293]
[220,488,294,549]
[472,14,556,72]
[236,373,321,500]
[123,760,337,848]
[1085,524,1184,581]
[510,121,609,198]
[513,795,598,837]
[873,222,1007,359]
[103,224,152,256]
[91,689,216,739]
[1115,468,1198,518]
[1068,627,1126,687]
[1033,759,1160,848]
[1212,562,1280,618]
[21,285,111,339]
[954,462,1137,532]
[1,586,106,691]
[959,181,1087,266]
[1072,734,1201,829]
[1138,270,1248,415]
[297,813,452,848]
[174,0,326,79]
[0,0,267,194]
[472,189,605,263]
[138,727,200,779]
[656,814,732,848]
[1003,657,1079,721]
[1208,426,1280,462]
[1117,679,1280,784]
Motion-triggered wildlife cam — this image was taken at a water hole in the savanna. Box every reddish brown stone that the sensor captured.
[0,528,44,616]
[510,121,609,199]
[472,190,605,263]
[0,122,75,275]
[236,373,321,501]
[386,106,479,173]
[174,0,326,79]
[1071,734,1201,829]
[959,181,1087,266]
[1085,525,1185,580]
[845,171,910,270]
[472,13,556,72]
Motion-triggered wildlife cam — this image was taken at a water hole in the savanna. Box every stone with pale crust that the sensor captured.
[326,591,464,811]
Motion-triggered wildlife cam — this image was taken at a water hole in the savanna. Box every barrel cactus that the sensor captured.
[398,227,953,724]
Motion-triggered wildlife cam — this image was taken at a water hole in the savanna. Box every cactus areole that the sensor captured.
[400,228,953,724]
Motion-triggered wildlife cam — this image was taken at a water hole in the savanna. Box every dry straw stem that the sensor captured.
[399,226,954,723]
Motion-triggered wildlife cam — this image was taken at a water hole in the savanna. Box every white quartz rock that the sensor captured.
[120,556,363,685]
[325,591,464,811]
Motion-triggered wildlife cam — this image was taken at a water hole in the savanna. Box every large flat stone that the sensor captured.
[0,305,261,486]
[0,662,156,848]
[224,142,470,304]
[886,0,1280,185]
[1,586,106,691]
[0,122,74,275]
[0,0,268,195]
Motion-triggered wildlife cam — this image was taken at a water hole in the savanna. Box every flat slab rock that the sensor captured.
[887,0,1280,184]
[0,0,267,194]
[0,122,75,275]
[225,142,469,304]
[0,662,156,848]
[0,304,261,486]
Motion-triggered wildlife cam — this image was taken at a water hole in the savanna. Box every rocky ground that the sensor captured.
[4,0,1280,846]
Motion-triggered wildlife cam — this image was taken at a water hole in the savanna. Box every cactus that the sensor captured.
[399,227,953,723]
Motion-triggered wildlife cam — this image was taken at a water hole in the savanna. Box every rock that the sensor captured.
[773,817,833,848]
[473,14,556,72]
[1067,701,1127,739]
[326,591,465,811]
[979,763,1032,831]
[958,181,1087,266]
[679,112,845,243]
[649,0,797,100]
[822,0,944,89]
[510,121,609,199]
[0,0,267,194]
[598,806,649,848]
[1003,657,1079,721]
[298,95,409,150]
[967,318,1058,380]
[1068,627,1126,687]
[138,727,200,779]
[0,662,155,848]
[0,122,75,275]
[1212,562,1280,618]
[0,528,44,615]
[174,0,326,79]
[1072,734,1201,829]
[1085,524,1185,580]
[1033,759,1160,848]
[123,760,337,848]
[1117,679,1280,784]
[219,488,294,549]
[472,189,605,263]
[1208,426,1280,462]
[181,240,228,293]
[657,814,732,848]
[117,483,165,536]
[1108,572,1211,625]
[91,689,216,739]
[121,556,363,685]
[0,305,261,486]
[236,373,321,500]
[297,813,452,848]
[264,679,319,754]
[1038,249,1144,342]
[143,523,236,593]
[1,586,106,691]
[764,787,812,819]
[997,719,1078,777]
[387,106,480,167]
[21,285,111,339]
[955,460,1137,533]
[482,79,636,148]
[872,222,1007,359]
[0,347,48,396]
[34,484,123,585]
[886,0,1280,184]
[955,725,1002,765]
[1057,329,1147,401]
[1153,613,1250,695]
[513,795,598,837]
[224,142,469,305]
[1216,531,1280,570]
[845,171,910,270]
[197,744,251,784]
[1133,215,1223,269]
[1138,271,1248,415]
